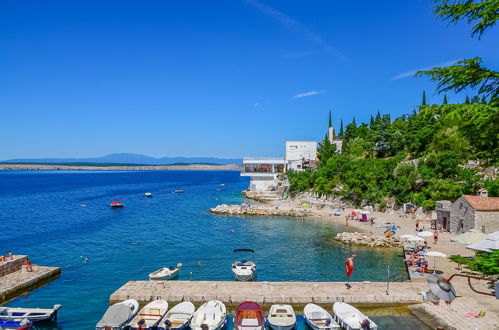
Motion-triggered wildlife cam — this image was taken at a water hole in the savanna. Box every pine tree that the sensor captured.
[465,95,470,104]
[339,119,344,138]
[328,110,332,128]
[422,91,427,106]
[481,96,487,104]
[352,116,357,127]
[443,94,448,105]
[369,115,374,128]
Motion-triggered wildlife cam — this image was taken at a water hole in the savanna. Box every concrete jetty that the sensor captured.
[0,255,60,304]
[110,280,423,308]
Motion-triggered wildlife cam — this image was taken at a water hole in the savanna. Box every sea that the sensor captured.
[0,170,429,329]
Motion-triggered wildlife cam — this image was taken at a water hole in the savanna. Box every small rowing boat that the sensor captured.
[234,301,265,330]
[332,302,377,330]
[110,199,125,208]
[267,304,296,330]
[96,299,139,329]
[190,300,227,330]
[174,189,185,193]
[149,263,182,281]
[0,304,61,323]
[303,304,339,330]
[158,301,195,330]
[231,249,256,281]
[127,299,168,330]
[145,192,152,197]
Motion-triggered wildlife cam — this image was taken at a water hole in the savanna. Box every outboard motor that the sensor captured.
[361,319,372,330]
[201,323,209,330]
[164,319,172,329]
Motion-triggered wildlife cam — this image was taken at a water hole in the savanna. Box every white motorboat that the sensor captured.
[332,302,377,330]
[158,301,195,330]
[267,304,296,330]
[0,304,61,322]
[190,300,227,330]
[231,249,256,281]
[127,299,168,330]
[149,263,182,280]
[145,192,153,197]
[96,299,139,329]
[303,304,339,330]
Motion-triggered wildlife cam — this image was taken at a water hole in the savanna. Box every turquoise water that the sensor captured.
[0,171,413,329]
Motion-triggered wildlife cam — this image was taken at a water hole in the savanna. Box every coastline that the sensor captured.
[0,163,242,171]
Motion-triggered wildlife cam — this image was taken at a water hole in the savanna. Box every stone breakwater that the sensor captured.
[209,204,312,217]
[333,232,403,248]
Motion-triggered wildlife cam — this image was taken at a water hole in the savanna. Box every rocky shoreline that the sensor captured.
[333,232,403,248]
[209,204,312,217]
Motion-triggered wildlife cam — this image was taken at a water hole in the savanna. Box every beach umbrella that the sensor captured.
[427,274,456,303]
[426,250,447,273]
[384,230,396,237]
[406,235,424,242]
[466,231,499,252]
[417,231,433,238]
[450,229,487,245]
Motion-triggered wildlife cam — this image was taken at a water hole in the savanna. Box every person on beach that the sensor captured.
[433,230,438,244]
[345,216,349,227]
[25,258,33,272]
[7,251,13,260]
[456,253,462,271]
[345,253,356,289]
[415,220,420,231]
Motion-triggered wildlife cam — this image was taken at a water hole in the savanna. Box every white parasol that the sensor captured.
[425,250,447,273]
[417,231,433,238]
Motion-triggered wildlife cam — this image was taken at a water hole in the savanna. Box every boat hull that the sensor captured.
[268,323,295,330]
[332,302,377,330]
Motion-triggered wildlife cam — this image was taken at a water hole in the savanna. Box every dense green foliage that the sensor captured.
[287,103,498,208]
[432,0,499,38]
[450,250,499,275]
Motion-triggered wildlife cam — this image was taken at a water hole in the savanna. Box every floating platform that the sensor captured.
[0,256,60,304]
[110,280,423,308]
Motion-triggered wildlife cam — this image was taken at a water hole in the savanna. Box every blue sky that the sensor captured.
[1,0,498,159]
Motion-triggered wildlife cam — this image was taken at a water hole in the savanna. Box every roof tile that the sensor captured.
[463,195,499,211]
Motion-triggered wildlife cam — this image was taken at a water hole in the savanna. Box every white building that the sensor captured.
[241,158,286,192]
[285,141,317,171]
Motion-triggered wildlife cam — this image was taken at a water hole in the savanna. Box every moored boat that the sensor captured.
[127,299,168,330]
[110,198,125,208]
[231,249,256,281]
[174,189,185,193]
[0,304,61,323]
[267,304,296,330]
[332,302,377,330]
[96,299,139,330]
[234,301,265,330]
[149,263,182,280]
[158,301,195,330]
[190,300,226,330]
[0,319,31,330]
[145,192,152,197]
[303,304,339,330]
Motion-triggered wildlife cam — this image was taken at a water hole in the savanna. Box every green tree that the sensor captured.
[317,136,337,166]
[328,110,332,128]
[443,94,448,104]
[450,250,499,275]
[432,0,499,38]
[422,90,427,105]
[338,119,344,138]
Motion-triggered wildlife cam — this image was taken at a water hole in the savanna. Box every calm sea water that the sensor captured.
[0,171,426,329]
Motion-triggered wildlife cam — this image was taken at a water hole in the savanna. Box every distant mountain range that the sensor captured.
[2,153,242,165]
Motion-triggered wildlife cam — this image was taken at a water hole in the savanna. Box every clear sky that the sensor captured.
[1,0,498,159]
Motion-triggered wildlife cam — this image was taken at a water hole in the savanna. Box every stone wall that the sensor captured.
[209,204,311,217]
[0,255,27,277]
[450,197,476,233]
[476,211,499,234]
[333,232,403,248]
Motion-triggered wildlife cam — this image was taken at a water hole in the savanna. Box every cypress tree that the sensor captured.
[443,94,448,105]
[352,116,357,127]
[369,115,375,128]
[339,119,344,138]
[422,91,427,106]
[465,95,470,104]
[328,110,332,128]
[481,96,487,104]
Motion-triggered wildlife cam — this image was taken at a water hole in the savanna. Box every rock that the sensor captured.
[332,232,403,248]
[209,204,312,217]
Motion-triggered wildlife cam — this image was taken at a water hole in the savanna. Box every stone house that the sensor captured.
[435,200,452,231]
[447,190,499,234]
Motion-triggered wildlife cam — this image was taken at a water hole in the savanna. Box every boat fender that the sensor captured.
[361,319,371,330]
[164,319,172,329]
[325,319,331,326]
[138,319,146,327]
[201,324,209,330]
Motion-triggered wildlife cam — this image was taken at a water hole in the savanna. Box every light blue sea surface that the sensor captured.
[0,171,425,329]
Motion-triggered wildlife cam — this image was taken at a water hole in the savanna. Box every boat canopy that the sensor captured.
[96,304,134,327]
[233,249,255,253]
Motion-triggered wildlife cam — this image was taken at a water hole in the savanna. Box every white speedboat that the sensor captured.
[303,304,339,330]
[190,300,227,330]
[267,304,296,330]
[231,249,256,281]
[149,263,182,280]
[332,302,377,330]
[127,299,168,330]
[158,301,195,330]
[96,299,139,329]
[145,192,152,197]
[0,304,61,322]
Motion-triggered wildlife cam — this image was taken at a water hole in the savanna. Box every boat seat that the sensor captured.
[204,312,216,320]
[241,318,259,326]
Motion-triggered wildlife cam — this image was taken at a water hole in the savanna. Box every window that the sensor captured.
[289,145,297,150]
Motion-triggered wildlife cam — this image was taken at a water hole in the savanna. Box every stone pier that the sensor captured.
[110,280,424,309]
[0,256,61,304]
